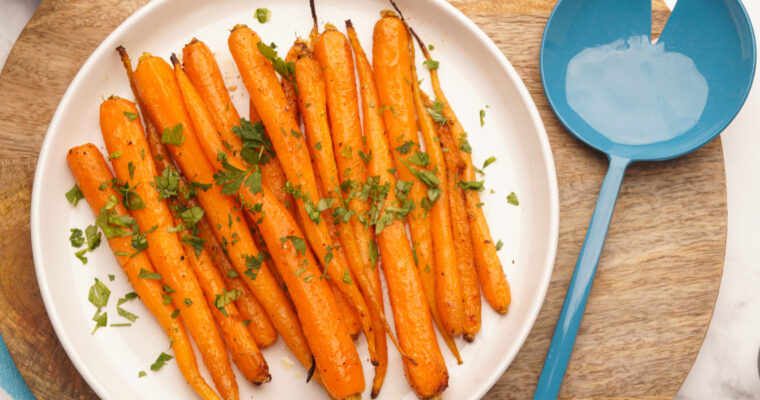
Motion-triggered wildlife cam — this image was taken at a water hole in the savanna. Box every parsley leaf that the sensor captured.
[155,166,180,200]
[479,109,486,126]
[214,288,242,317]
[255,7,271,23]
[407,152,430,167]
[213,158,248,195]
[123,111,139,121]
[91,309,107,334]
[359,150,372,165]
[181,234,206,257]
[507,192,519,206]
[427,100,447,124]
[69,228,84,248]
[179,206,204,229]
[342,270,352,284]
[85,225,102,251]
[483,156,497,169]
[138,268,162,280]
[150,352,173,371]
[88,278,111,308]
[107,151,122,160]
[401,159,439,187]
[495,240,504,251]
[257,42,296,88]
[286,236,307,256]
[244,253,266,280]
[65,184,84,206]
[161,123,185,146]
[422,59,439,70]
[457,180,485,191]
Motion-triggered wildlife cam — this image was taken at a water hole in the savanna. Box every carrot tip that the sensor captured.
[231,23,248,32]
[345,19,353,29]
[380,9,397,18]
[138,52,152,63]
[170,53,180,67]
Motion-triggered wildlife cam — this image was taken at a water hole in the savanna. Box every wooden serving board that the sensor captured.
[0,0,725,399]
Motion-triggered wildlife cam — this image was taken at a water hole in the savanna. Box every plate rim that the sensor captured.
[29,0,560,398]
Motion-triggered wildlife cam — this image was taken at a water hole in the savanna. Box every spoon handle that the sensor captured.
[534,155,630,399]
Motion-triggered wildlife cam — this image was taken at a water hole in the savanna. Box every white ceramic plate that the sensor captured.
[30,0,558,398]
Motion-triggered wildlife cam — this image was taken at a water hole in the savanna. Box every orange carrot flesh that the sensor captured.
[99,97,238,400]
[410,51,464,337]
[228,25,377,362]
[243,186,365,399]
[313,26,374,268]
[281,44,301,123]
[368,15,449,397]
[372,15,439,333]
[182,40,296,213]
[133,54,314,372]
[412,31,511,314]
[332,280,362,338]
[67,144,220,400]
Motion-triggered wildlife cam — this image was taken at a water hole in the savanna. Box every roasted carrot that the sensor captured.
[243,186,365,399]
[372,14,441,345]
[176,218,270,384]
[228,25,377,363]
[313,23,374,270]
[410,28,511,314]
[423,92,482,341]
[409,42,464,338]
[99,97,238,400]
[182,40,297,213]
[119,46,279,350]
[281,43,301,123]
[132,54,315,372]
[364,15,449,397]
[67,143,220,400]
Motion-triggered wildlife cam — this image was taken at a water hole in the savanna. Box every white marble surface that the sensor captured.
[0,0,758,398]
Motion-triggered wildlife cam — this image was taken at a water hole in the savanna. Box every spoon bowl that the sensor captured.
[535,0,755,397]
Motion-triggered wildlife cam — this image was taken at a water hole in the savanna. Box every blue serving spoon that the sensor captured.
[535,0,755,398]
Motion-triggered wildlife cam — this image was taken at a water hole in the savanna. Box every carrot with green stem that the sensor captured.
[99,97,238,400]
[408,32,464,338]
[118,46,278,349]
[228,25,378,364]
[422,91,482,341]
[408,25,511,314]
[132,53,315,373]
[67,143,220,400]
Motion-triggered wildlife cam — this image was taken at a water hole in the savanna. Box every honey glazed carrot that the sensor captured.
[67,143,220,400]
[228,25,378,363]
[409,40,464,338]
[99,97,239,400]
[410,29,512,313]
[118,46,279,349]
[132,53,316,373]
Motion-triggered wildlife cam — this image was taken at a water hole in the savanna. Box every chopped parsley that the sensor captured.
[65,184,84,206]
[69,228,84,248]
[495,240,504,251]
[427,100,447,124]
[479,109,486,126]
[155,166,180,200]
[226,269,239,278]
[88,278,111,308]
[407,152,430,167]
[161,123,185,146]
[257,42,296,88]
[342,270,352,284]
[150,352,173,371]
[138,268,162,280]
[255,7,271,23]
[457,180,484,191]
[181,234,206,257]
[107,151,122,160]
[285,236,307,256]
[214,289,242,317]
[123,111,139,121]
[483,156,497,169]
[422,59,439,70]
[507,192,519,206]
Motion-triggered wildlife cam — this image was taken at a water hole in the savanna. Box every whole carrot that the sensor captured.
[409,43,464,337]
[181,40,297,213]
[99,97,238,400]
[362,15,449,397]
[372,14,439,338]
[228,25,377,363]
[410,27,511,313]
[132,53,315,372]
[422,91,482,341]
[117,46,278,349]
[67,143,220,400]
[313,23,374,269]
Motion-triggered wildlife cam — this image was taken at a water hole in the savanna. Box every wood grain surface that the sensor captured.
[0,0,725,399]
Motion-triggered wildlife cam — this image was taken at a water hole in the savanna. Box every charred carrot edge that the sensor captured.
[242,186,365,399]
[182,40,298,220]
[228,25,377,363]
[422,92,482,342]
[312,22,374,273]
[166,50,367,396]
[67,143,220,400]
[408,25,511,314]
[370,14,449,397]
[100,97,238,400]
[371,12,441,345]
[408,31,464,338]
[131,53,315,374]
[119,46,278,349]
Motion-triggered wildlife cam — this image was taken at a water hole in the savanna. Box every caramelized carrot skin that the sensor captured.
[99,98,238,400]
[67,144,220,400]
[133,55,314,371]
